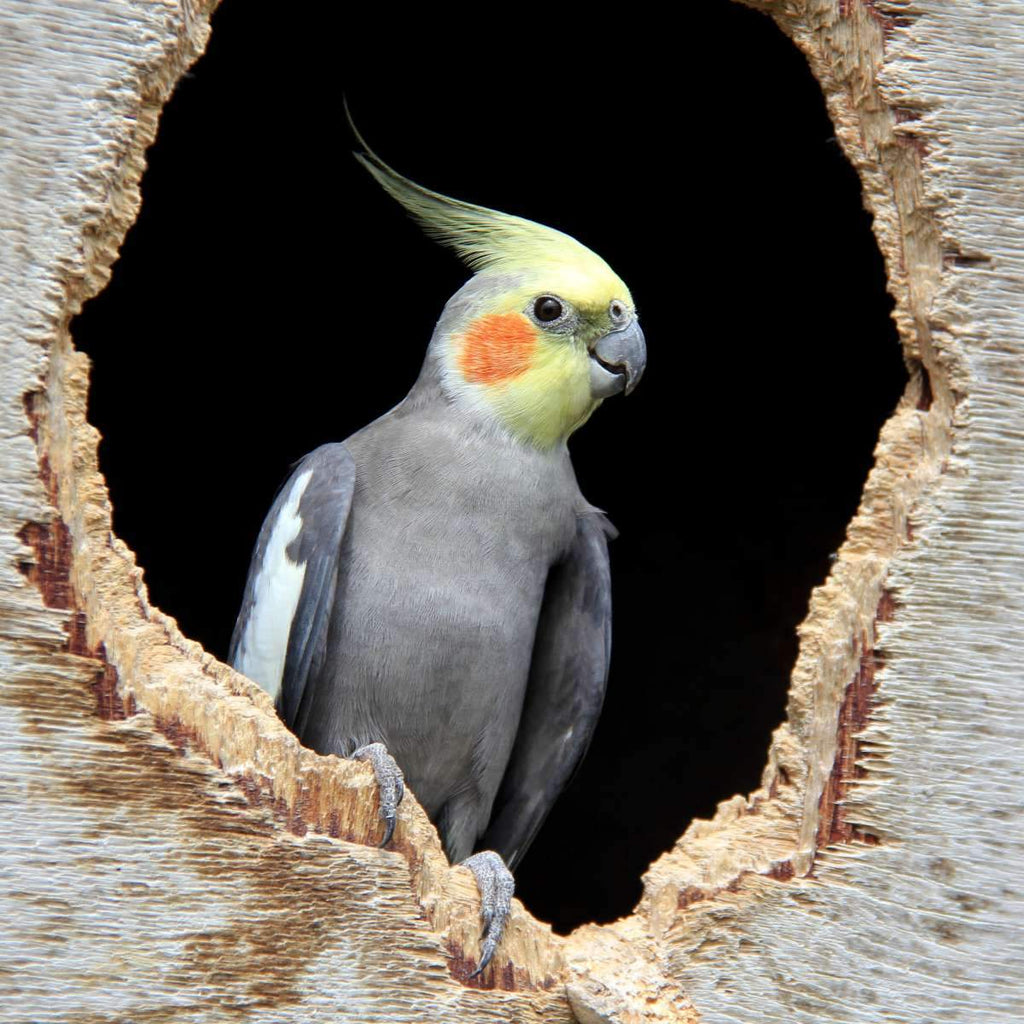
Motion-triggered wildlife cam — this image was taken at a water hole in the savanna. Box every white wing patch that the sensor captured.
[235,469,313,701]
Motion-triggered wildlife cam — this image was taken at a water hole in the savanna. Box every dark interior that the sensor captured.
[72,2,906,933]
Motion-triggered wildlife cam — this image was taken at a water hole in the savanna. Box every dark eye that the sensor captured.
[610,300,627,322]
[534,296,563,322]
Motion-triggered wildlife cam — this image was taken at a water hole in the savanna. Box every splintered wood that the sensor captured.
[1,1,1019,1021]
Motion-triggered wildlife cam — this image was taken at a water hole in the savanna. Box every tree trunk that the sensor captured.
[1,1,1019,1021]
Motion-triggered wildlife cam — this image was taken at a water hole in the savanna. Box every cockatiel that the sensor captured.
[229,127,646,972]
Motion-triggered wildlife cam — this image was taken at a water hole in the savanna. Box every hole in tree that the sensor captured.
[72,2,906,934]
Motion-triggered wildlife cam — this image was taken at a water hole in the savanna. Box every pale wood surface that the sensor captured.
[649,2,1023,1019]
[1,1,1020,1021]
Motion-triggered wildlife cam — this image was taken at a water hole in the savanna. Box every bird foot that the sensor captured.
[463,850,515,976]
[352,742,405,847]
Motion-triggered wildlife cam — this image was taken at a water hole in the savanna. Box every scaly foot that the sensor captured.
[352,742,405,847]
[463,850,515,976]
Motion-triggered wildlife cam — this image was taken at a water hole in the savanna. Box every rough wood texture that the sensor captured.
[643,1,1024,1019]
[1,1,1019,1021]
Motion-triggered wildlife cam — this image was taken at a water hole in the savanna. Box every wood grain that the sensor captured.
[2,1,1019,1020]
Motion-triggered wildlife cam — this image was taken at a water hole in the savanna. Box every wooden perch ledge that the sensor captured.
[2,1,1021,1021]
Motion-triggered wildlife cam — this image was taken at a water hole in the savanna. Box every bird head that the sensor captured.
[353,130,646,450]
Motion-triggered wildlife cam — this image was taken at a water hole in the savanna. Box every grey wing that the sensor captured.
[228,443,356,731]
[477,511,615,870]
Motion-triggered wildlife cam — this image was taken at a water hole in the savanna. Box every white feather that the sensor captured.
[234,469,313,700]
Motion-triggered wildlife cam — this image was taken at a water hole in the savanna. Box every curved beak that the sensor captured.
[588,320,647,399]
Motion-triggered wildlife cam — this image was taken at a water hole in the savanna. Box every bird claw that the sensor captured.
[463,850,515,976]
[352,742,405,847]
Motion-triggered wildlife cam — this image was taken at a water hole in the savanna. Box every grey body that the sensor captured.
[229,309,614,867]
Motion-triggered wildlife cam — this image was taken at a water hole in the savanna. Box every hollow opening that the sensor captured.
[71,1,906,934]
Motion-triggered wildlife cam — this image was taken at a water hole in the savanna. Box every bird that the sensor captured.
[228,122,646,973]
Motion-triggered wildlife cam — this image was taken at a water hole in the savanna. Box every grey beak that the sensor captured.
[588,320,647,398]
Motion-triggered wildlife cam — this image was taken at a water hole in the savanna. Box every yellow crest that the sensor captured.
[348,110,629,305]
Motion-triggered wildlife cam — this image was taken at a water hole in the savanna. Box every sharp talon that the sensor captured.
[352,742,405,848]
[462,850,514,978]
[470,934,498,977]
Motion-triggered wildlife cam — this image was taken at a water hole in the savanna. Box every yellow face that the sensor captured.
[446,267,635,449]
[351,133,644,444]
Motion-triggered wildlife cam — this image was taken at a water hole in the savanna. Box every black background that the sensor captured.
[72,2,906,932]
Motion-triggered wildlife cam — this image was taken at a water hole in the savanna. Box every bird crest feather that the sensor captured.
[347,108,622,292]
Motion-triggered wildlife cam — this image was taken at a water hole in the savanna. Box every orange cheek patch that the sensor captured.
[457,313,537,385]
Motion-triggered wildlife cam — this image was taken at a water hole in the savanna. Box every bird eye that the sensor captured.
[609,300,627,322]
[534,296,564,322]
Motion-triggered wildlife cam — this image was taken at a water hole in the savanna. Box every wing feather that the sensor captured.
[478,511,615,869]
[229,443,356,730]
